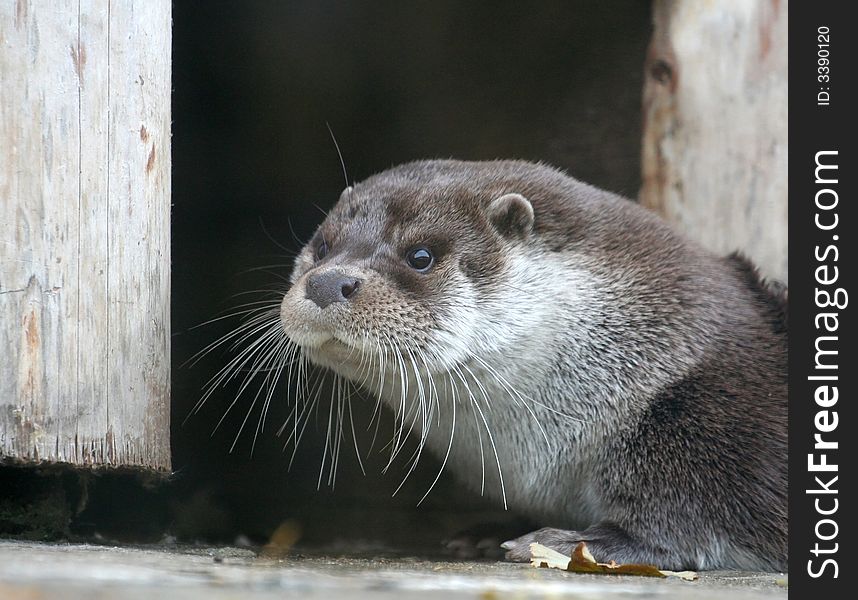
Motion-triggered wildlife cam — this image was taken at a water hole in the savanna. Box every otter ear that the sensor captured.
[338,185,354,202]
[487,193,534,238]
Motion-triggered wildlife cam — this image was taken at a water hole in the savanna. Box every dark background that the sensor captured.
[168,0,652,552]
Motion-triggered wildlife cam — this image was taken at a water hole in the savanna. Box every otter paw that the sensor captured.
[501,527,584,562]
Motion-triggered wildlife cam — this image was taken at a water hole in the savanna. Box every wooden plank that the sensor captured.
[104,1,171,467]
[0,2,81,464]
[640,0,788,283]
[0,1,171,469]
[75,0,110,465]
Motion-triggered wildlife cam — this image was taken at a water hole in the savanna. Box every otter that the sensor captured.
[276,159,787,571]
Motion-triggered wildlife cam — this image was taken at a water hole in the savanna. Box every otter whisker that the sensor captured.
[325,376,341,488]
[185,299,281,333]
[251,337,292,455]
[468,388,507,510]
[232,327,289,391]
[217,327,291,446]
[317,374,337,489]
[461,359,540,448]
[347,385,366,476]
[280,342,302,441]
[391,346,433,496]
[383,337,412,471]
[281,364,326,467]
[416,369,457,507]
[326,121,352,191]
[274,343,302,438]
[364,337,388,457]
[454,364,508,509]
[392,340,412,464]
[375,339,419,465]
[396,347,428,457]
[469,353,586,423]
[413,348,433,453]
[450,365,486,496]
[417,347,440,444]
[190,319,286,424]
[347,336,385,466]
[256,215,299,258]
[332,375,351,486]
[389,346,428,473]
[184,305,281,371]
[332,375,349,487]
[473,357,555,450]
[197,314,282,384]
[237,262,298,278]
[234,344,284,455]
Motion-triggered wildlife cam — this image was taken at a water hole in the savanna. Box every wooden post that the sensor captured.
[641,0,787,283]
[0,1,171,469]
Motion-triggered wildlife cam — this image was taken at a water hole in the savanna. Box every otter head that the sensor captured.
[279,161,539,382]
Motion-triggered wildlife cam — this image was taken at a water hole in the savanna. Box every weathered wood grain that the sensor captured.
[641,0,788,283]
[0,1,171,469]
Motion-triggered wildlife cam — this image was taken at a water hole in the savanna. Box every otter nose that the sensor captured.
[305,271,361,309]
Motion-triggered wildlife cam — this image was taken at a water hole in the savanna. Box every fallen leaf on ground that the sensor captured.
[529,543,572,570]
[529,542,697,581]
[261,519,303,557]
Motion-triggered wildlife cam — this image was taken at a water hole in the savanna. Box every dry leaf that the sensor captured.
[529,542,572,570]
[529,542,698,581]
[660,569,699,581]
[261,519,303,557]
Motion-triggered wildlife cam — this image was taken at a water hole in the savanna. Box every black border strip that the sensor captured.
[788,2,856,596]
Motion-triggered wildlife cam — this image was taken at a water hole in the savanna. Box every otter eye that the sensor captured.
[316,241,329,261]
[406,247,434,272]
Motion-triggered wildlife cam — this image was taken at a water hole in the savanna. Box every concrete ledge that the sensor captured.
[0,540,787,599]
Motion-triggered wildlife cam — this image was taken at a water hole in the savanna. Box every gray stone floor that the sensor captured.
[0,540,787,599]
